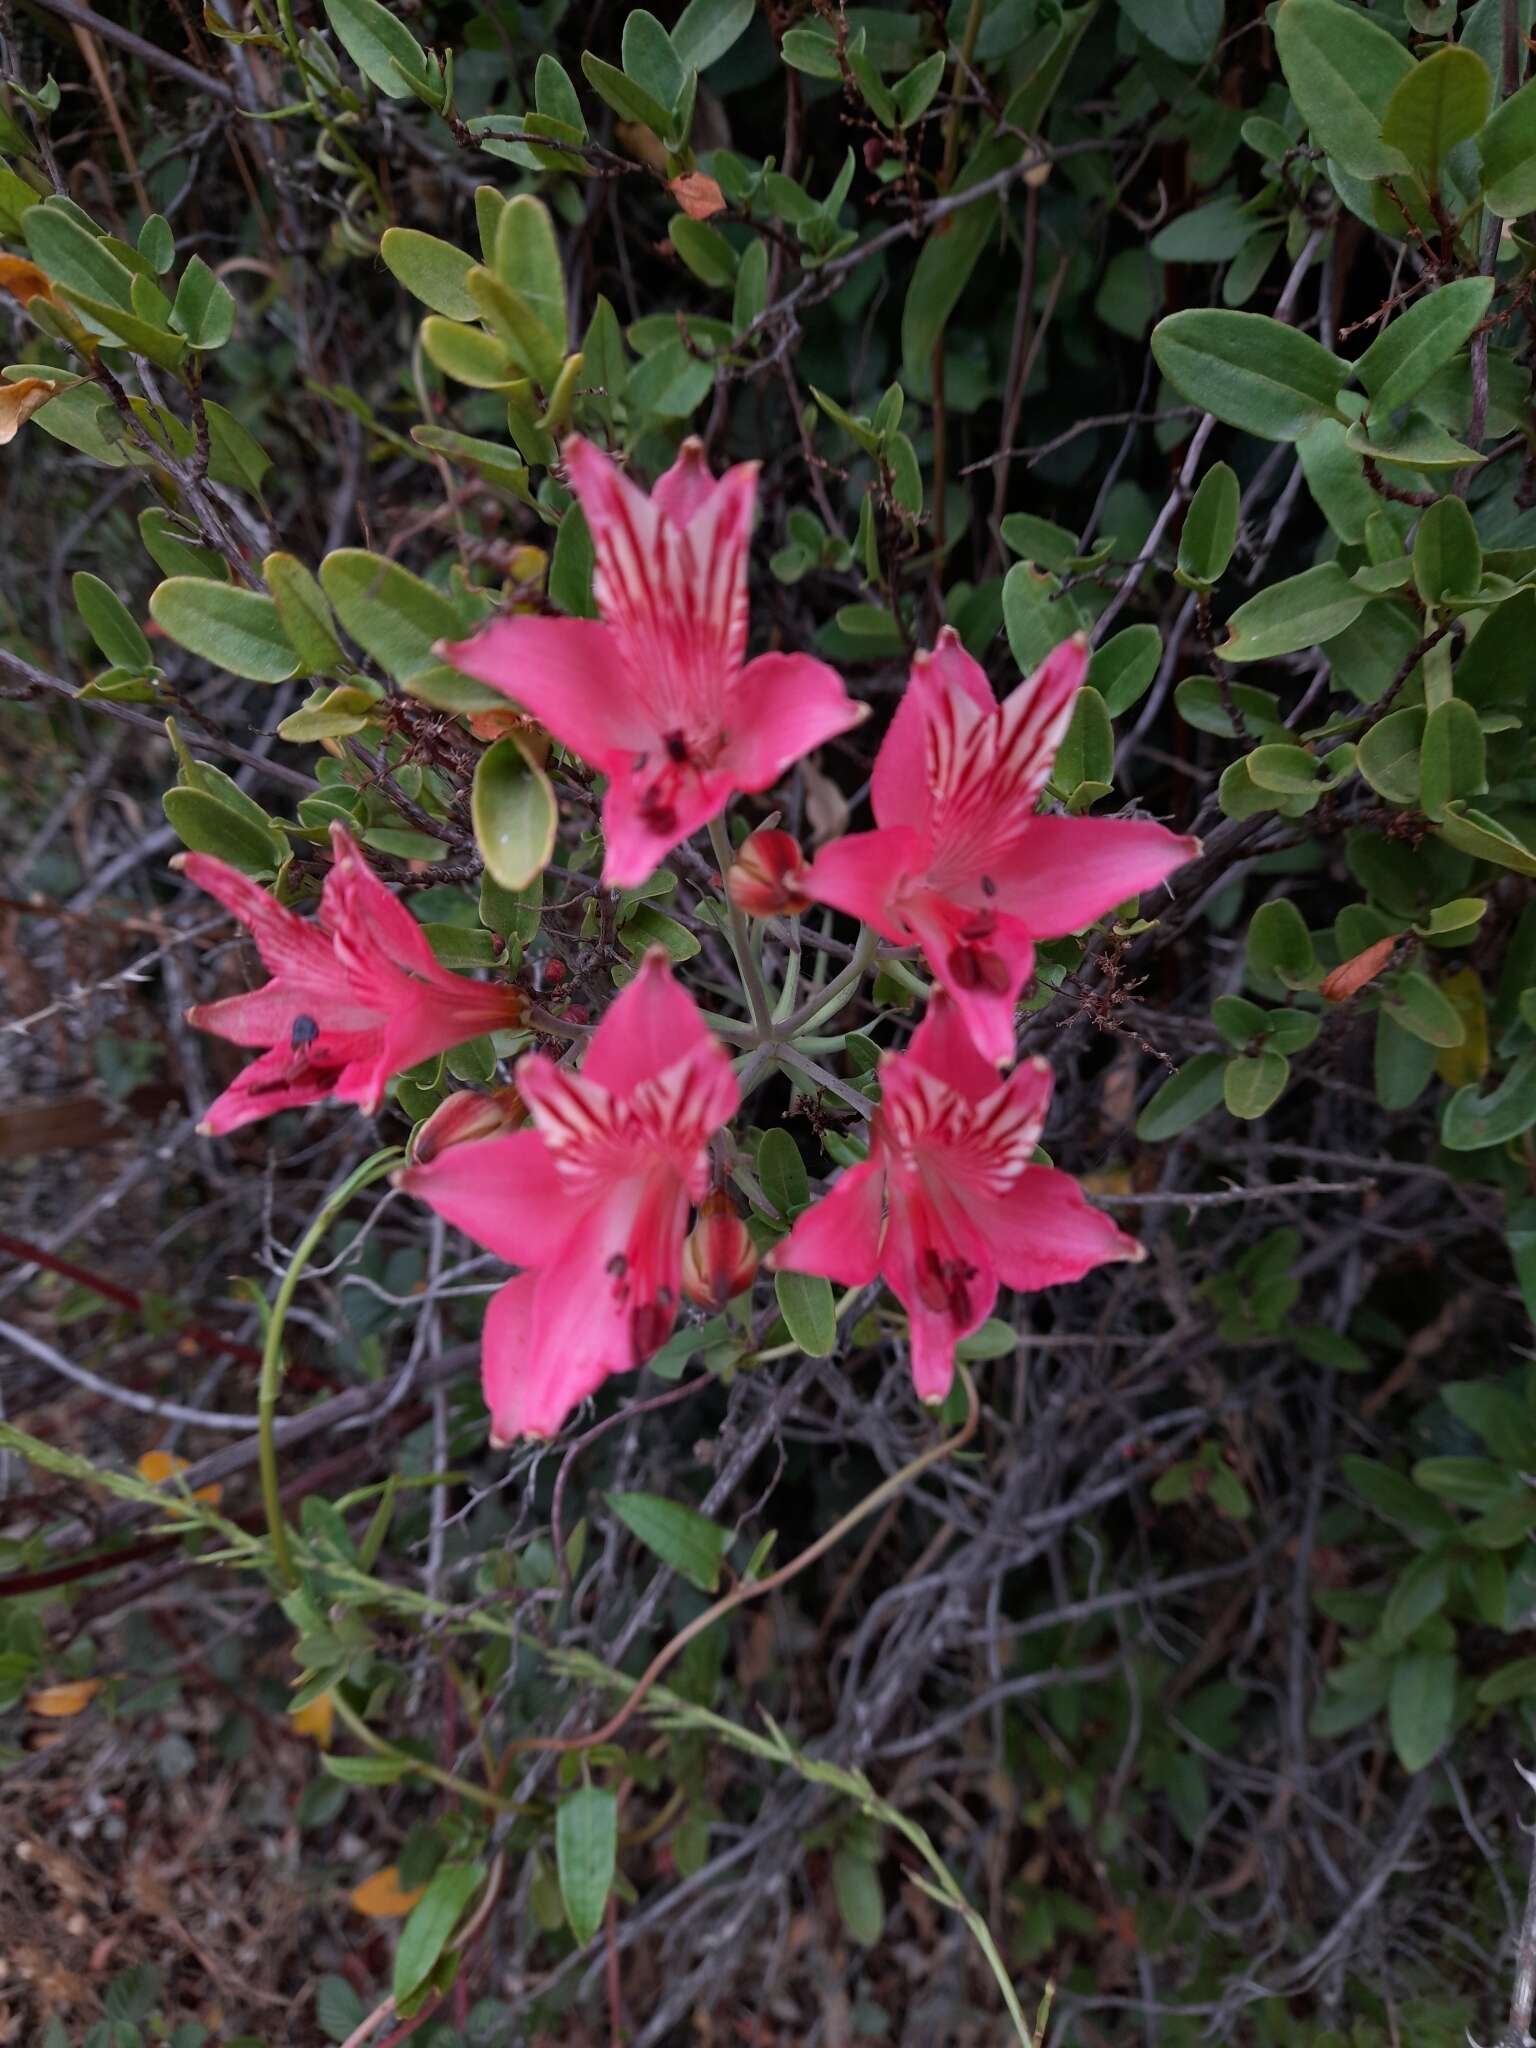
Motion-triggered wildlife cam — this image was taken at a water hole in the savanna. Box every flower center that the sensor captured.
[633,728,728,834]
[916,1244,978,1325]
[945,910,1010,994]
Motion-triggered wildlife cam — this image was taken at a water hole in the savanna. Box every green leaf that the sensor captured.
[1381,45,1490,190]
[732,237,768,333]
[471,736,557,891]
[467,269,564,388]
[756,1126,809,1218]
[1419,698,1487,819]
[1442,1047,1536,1149]
[617,904,700,963]
[1412,496,1481,604]
[893,49,946,126]
[322,0,429,97]
[22,202,134,308]
[1379,1550,1450,1650]
[320,549,465,682]
[73,572,150,671]
[149,578,297,682]
[623,8,687,112]
[1135,1052,1227,1140]
[138,507,228,583]
[607,1492,732,1592]
[900,140,1010,385]
[1150,197,1260,265]
[1151,310,1348,442]
[162,787,282,873]
[492,195,567,354]
[557,1785,617,1946]
[1273,0,1415,180]
[581,49,674,135]
[380,229,478,320]
[1247,898,1318,988]
[1051,685,1113,803]
[420,316,520,389]
[1216,561,1366,661]
[170,256,235,349]
[1091,624,1162,716]
[1358,706,1425,802]
[1341,1454,1457,1533]
[832,1847,885,1945]
[1224,1049,1289,1119]
[54,283,188,370]
[1436,801,1536,874]
[1412,1455,1512,1508]
[138,214,174,274]
[1119,0,1222,65]
[1246,744,1321,795]
[1177,463,1239,588]
[1355,276,1495,419]
[548,502,597,617]
[671,0,754,70]
[669,214,738,287]
[263,552,344,675]
[393,1862,482,2005]
[1385,969,1465,1048]
[1479,74,1536,216]
[1175,675,1283,738]
[315,1975,368,2044]
[1388,1650,1455,1772]
[774,1269,837,1357]
[1477,1657,1536,1705]
[1375,1006,1437,1109]
[1002,561,1080,673]
[954,1318,1018,1360]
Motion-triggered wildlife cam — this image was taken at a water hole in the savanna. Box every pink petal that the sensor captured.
[904,989,1018,1107]
[650,437,720,527]
[563,434,752,716]
[438,614,651,761]
[177,850,336,990]
[186,984,367,1051]
[515,1172,690,1435]
[196,1040,347,1136]
[881,1181,997,1404]
[987,815,1200,937]
[975,1166,1144,1294]
[323,825,444,985]
[399,1129,576,1267]
[801,826,928,944]
[598,757,735,889]
[582,949,715,1097]
[988,635,1090,812]
[481,1270,612,1445]
[373,978,526,1083]
[771,1157,886,1285]
[901,888,1036,1068]
[870,629,991,832]
[720,651,866,791]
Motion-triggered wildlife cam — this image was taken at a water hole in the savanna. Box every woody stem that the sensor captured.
[258,1147,403,1589]
[707,814,775,1040]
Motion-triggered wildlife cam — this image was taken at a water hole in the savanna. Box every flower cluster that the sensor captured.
[180,437,1198,1439]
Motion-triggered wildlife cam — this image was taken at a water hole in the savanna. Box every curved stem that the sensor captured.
[495,1366,981,1780]
[781,923,878,1038]
[707,814,775,1039]
[258,1147,403,1588]
[331,1692,518,1816]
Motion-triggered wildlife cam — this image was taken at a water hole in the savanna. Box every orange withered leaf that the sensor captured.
[1320,935,1397,1003]
[0,255,53,305]
[27,1679,104,1719]
[0,377,61,445]
[350,1865,426,1917]
[670,172,726,220]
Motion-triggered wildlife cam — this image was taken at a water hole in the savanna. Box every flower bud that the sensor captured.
[726,828,811,918]
[681,1190,759,1310]
[409,1085,527,1166]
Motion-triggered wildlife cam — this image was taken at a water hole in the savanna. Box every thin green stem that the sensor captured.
[331,1693,517,1816]
[781,924,878,1038]
[707,814,775,1039]
[258,1148,403,1588]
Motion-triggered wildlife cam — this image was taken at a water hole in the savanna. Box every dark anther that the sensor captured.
[290,1014,319,1051]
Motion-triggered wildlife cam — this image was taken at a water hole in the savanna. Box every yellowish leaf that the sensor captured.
[27,1679,104,1719]
[1435,966,1489,1087]
[350,1865,426,1917]
[0,377,61,446]
[290,1691,335,1747]
[136,1446,221,1504]
[0,254,54,305]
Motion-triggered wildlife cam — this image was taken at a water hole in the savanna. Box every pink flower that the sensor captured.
[179,823,528,1136]
[768,994,1142,1403]
[398,951,738,1442]
[440,434,867,888]
[802,629,1199,1066]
